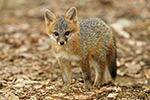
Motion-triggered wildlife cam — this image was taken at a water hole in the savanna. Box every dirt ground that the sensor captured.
[0,0,150,99]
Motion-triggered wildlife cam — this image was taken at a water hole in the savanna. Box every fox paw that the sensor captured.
[93,82,101,89]
[84,82,93,91]
[62,85,70,92]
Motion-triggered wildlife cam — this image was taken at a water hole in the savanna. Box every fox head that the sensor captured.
[44,7,79,46]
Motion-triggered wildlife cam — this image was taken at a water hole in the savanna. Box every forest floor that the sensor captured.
[0,0,150,99]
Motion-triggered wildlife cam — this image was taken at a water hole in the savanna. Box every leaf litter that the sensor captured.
[0,0,150,99]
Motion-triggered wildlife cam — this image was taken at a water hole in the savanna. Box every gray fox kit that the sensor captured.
[44,7,117,91]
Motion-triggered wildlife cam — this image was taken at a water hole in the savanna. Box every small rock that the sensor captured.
[107,87,122,92]
[107,93,118,98]
[135,49,142,54]
[15,78,24,83]
[71,86,79,91]
[128,40,135,46]
[58,93,66,97]
[100,87,107,91]
[136,41,146,47]
[144,68,150,79]
[117,69,125,76]
[117,18,132,27]
[72,79,75,83]
[137,79,148,85]
[13,84,24,88]
[9,93,19,100]
[144,88,150,93]
[64,96,72,99]
[117,60,121,67]
[51,93,59,97]
[94,89,103,93]
[139,61,145,66]
[46,86,54,90]
[30,95,37,100]
[15,46,28,53]
[33,84,42,89]
[23,80,38,84]
[125,62,141,74]
[78,94,90,99]
[45,96,53,100]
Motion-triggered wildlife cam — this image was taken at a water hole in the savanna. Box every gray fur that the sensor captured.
[54,15,69,36]
[79,18,111,46]
[78,18,111,58]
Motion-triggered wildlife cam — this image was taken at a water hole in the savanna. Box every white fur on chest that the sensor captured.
[55,52,81,61]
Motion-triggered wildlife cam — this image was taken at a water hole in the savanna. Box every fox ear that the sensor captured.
[44,9,56,24]
[65,7,78,21]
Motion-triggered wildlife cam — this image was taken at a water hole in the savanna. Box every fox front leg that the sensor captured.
[79,60,92,90]
[58,59,72,91]
[93,57,106,88]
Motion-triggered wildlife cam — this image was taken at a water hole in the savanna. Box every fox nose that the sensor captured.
[60,41,64,45]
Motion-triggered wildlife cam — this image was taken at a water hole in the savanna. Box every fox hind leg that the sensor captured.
[93,59,106,88]
[79,60,93,90]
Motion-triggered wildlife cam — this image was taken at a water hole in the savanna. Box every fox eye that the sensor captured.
[54,32,59,36]
[65,31,70,35]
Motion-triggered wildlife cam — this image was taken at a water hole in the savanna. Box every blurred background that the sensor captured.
[0,0,150,99]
